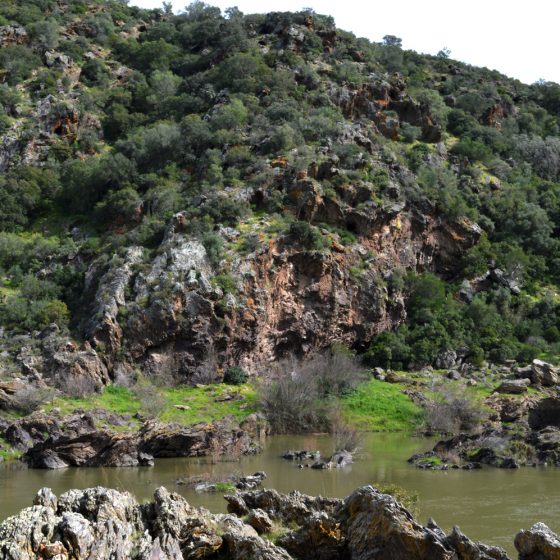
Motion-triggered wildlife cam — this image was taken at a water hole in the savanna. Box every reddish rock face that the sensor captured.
[79,190,479,383]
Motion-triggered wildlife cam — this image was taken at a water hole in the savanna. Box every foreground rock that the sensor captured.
[1,484,531,560]
[515,522,560,559]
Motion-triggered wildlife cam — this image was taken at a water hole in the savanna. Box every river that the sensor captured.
[1,433,559,556]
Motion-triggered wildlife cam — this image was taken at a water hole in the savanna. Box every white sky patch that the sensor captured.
[128,0,560,85]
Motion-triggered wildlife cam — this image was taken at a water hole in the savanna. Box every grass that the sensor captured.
[340,379,424,431]
[0,437,22,462]
[214,482,236,493]
[158,383,258,424]
[46,385,140,417]
[45,383,258,427]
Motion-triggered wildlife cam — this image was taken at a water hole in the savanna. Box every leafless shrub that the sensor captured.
[260,350,366,434]
[330,409,362,452]
[259,373,326,433]
[56,374,98,398]
[439,449,461,465]
[12,385,55,414]
[424,382,487,435]
[132,376,166,419]
[191,346,221,385]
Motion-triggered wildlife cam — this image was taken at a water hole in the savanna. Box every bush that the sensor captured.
[223,366,247,385]
[259,372,326,433]
[80,58,110,86]
[259,352,366,433]
[424,383,487,435]
[132,376,166,418]
[329,409,362,452]
[12,385,55,414]
[287,221,325,250]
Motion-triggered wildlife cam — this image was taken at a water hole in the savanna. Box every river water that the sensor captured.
[1,433,559,556]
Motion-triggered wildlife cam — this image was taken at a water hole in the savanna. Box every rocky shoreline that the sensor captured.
[1,484,558,559]
[0,409,268,469]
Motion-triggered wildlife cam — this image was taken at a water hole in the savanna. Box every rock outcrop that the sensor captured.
[0,484,526,560]
[0,410,266,468]
[72,196,481,385]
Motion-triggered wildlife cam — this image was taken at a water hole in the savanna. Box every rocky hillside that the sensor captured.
[4,484,559,560]
[1,0,560,397]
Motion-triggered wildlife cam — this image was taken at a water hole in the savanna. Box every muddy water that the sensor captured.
[1,433,560,556]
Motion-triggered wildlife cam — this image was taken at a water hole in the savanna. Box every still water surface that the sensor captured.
[1,433,559,556]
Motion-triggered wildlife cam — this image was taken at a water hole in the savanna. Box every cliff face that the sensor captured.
[81,197,480,382]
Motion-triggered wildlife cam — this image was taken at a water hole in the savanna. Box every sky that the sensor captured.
[129,0,560,85]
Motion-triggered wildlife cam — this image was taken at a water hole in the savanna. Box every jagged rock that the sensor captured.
[282,449,321,461]
[225,494,250,516]
[152,487,222,559]
[229,488,341,526]
[44,346,110,394]
[247,508,274,534]
[312,449,353,469]
[279,511,344,559]
[59,512,95,557]
[515,522,560,559]
[219,516,291,560]
[33,488,57,510]
[0,506,59,558]
[0,484,522,560]
[490,268,522,295]
[484,395,530,423]
[236,471,267,490]
[495,378,531,394]
[445,525,510,559]
[86,246,144,357]
[337,486,509,560]
[530,426,560,465]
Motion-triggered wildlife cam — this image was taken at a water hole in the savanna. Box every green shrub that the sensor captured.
[223,366,247,385]
[287,221,325,250]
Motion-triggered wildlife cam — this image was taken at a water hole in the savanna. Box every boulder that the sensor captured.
[435,350,457,369]
[515,522,560,559]
[495,378,530,394]
[21,416,258,469]
[518,360,559,387]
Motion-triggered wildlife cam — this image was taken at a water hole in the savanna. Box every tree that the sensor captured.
[382,35,402,47]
